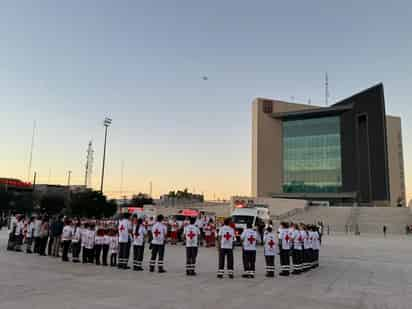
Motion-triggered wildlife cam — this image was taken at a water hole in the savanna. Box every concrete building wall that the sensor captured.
[386,116,406,207]
[251,98,405,206]
[251,98,316,197]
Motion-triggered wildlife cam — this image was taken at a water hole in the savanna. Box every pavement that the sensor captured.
[0,230,412,309]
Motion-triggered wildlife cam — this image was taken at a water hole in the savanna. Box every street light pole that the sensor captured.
[100,117,112,194]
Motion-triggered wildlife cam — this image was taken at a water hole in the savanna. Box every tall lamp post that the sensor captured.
[100,117,112,194]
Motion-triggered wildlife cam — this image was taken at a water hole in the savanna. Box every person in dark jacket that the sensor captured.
[51,216,64,257]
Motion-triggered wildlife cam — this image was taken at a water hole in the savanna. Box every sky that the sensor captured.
[0,1,411,200]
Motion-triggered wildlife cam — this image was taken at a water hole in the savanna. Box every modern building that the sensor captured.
[251,84,405,206]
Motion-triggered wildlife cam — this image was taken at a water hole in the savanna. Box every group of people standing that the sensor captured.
[7,213,321,279]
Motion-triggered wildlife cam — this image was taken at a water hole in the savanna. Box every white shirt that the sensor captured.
[33,219,42,238]
[151,222,167,245]
[312,231,320,250]
[103,235,111,245]
[15,221,24,236]
[263,232,277,256]
[85,230,95,249]
[62,225,73,241]
[184,224,200,247]
[195,219,204,230]
[147,219,154,231]
[72,227,81,243]
[307,231,314,249]
[27,222,35,238]
[110,236,118,253]
[302,231,310,249]
[81,228,88,247]
[279,228,292,250]
[171,222,178,232]
[133,225,147,246]
[118,219,131,243]
[293,229,303,250]
[95,235,104,245]
[240,228,257,251]
[218,225,235,249]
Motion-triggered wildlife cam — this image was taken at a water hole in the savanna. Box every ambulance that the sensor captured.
[230,197,270,244]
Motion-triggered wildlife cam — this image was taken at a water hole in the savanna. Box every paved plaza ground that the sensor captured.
[0,230,411,309]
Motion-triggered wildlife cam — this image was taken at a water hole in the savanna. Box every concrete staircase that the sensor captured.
[354,207,412,234]
[273,206,352,233]
[274,206,412,234]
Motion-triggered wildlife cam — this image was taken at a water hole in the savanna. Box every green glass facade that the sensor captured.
[282,116,342,193]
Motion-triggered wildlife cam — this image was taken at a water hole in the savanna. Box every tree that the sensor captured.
[70,190,117,218]
[0,190,12,212]
[130,193,153,207]
[40,195,65,215]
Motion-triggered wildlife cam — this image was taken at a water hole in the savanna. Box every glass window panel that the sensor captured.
[282,116,342,193]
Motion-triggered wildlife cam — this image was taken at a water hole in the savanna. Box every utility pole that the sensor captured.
[100,117,112,193]
[27,121,36,182]
[149,181,152,197]
[67,170,72,186]
[32,172,37,211]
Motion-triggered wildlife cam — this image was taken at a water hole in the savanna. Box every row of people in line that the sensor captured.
[10,213,321,278]
[7,213,219,254]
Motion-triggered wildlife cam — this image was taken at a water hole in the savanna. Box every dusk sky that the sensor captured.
[1,1,411,200]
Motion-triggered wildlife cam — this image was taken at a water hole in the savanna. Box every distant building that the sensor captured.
[0,178,33,193]
[159,190,204,207]
[252,84,405,207]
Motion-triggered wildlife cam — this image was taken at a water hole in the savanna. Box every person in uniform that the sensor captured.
[149,214,168,273]
[61,219,73,262]
[102,228,110,266]
[71,219,81,263]
[307,225,314,270]
[217,217,235,279]
[240,222,257,278]
[263,226,277,277]
[86,223,96,263]
[195,216,204,246]
[110,228,119,267]
[170,218,178,245]
[14,215,24,252]
[94,227,104,265]
[38,216,49,256]
[133,218,147,271]
[26,217,35,254]
[184,217,200,276]
[292,223,303,274]
[81,222,89,264]
[279,222,291,276]
[312,225,320,268]
[147,216,154,245]
[33,215,42,254]
[302,224,310,272]
[118,213,131,269]
[204,219,212,247]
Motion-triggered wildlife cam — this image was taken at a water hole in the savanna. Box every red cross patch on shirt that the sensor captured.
[153,229,161,238]
[187,230,196,240]
[224,232,232,241]
[268,239,275,248]
[247,235,256,244]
